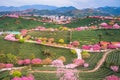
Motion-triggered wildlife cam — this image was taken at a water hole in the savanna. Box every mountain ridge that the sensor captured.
[0,5,120,17]
[0,4,58,11]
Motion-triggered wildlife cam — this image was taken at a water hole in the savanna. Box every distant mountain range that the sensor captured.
[0,5,120,17]
[0,5,57,11]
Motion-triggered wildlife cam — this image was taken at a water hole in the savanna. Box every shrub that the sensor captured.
[11,74,35,80]
[24,35,31,40]
[59,26,69,31]
[93,44,101,50]
[42,49,56,58]
[67,44,73,48]
[21,29,28,36]
[0,54,6,63]
[17,60,24,65]
[15,20,21,24]
[83,63,89,68]
[58,39,64,43]
[42,58,52,65]
[0,63,5,69]
[52,59,64,67]
[36,38,42,43]
[65,64,78,69]
[12,70,22,77]
[23,59,31,65]
[110,65,119,72]
[71,41,80,47]
[42,49,51,57]
[31,58,42,65]
[56,68,79,80]
[12,77,21,80]
[26,74,35,80]
[82,53,90,59]
[82,45,91,50]
[48,38,54,43]
[19,38,25,43]
[105,75,119,80]
[41,37,47,42]
[73,59,85,66]
[81,51,90,59]
[5,63,13,68]
[6,53,17,64]
[58,56,66,62]
[71,49,76,54]
[29,54,36,60]
[15,34,21,39]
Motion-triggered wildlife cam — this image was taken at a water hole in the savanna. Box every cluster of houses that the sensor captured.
[3,13,73,24]
[41,15,72,24]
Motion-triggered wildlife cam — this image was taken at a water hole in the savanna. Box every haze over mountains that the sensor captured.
[0,4,120,17]
[0,5,58,11]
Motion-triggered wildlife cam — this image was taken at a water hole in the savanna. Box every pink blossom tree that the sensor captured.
[110,65,119,72]
[105,75,119,80]
[51,60,64,67]
[56,68,79,80]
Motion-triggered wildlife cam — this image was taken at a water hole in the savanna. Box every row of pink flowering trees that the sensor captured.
[100,23,120,29]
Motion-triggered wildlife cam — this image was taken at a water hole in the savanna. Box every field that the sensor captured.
[0,17,120,80]
[27,29,120,45]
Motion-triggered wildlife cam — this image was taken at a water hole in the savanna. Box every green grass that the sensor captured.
[0,17,61,31]
[64,17,120,28]
[32,66,57,71]
[79,68,114,80]
[105,50,120,66]
[27,31,70,43]
[72,29,120,46]
[32,67,117,80]
[78,52,103,70]
[0,71,10,80]
[27,29,120,47]
[33,73,58,80]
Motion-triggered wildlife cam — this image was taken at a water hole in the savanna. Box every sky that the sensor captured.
[0,0,120,9]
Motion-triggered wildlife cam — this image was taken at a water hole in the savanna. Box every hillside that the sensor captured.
[1,29,120,79]
[0,17,120,31]
[97,6,120,16]
[0,26,120,80]
[0,17,61,31]
[65,17,120,28]
[27,29,120,46]
[26,7,120,17]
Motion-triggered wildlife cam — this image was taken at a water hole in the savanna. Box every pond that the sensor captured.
[1,31,20,34]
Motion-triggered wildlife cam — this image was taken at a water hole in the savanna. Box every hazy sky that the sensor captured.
[0,0,120,9]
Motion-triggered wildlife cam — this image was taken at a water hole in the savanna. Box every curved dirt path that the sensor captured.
[30,49,114,73]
